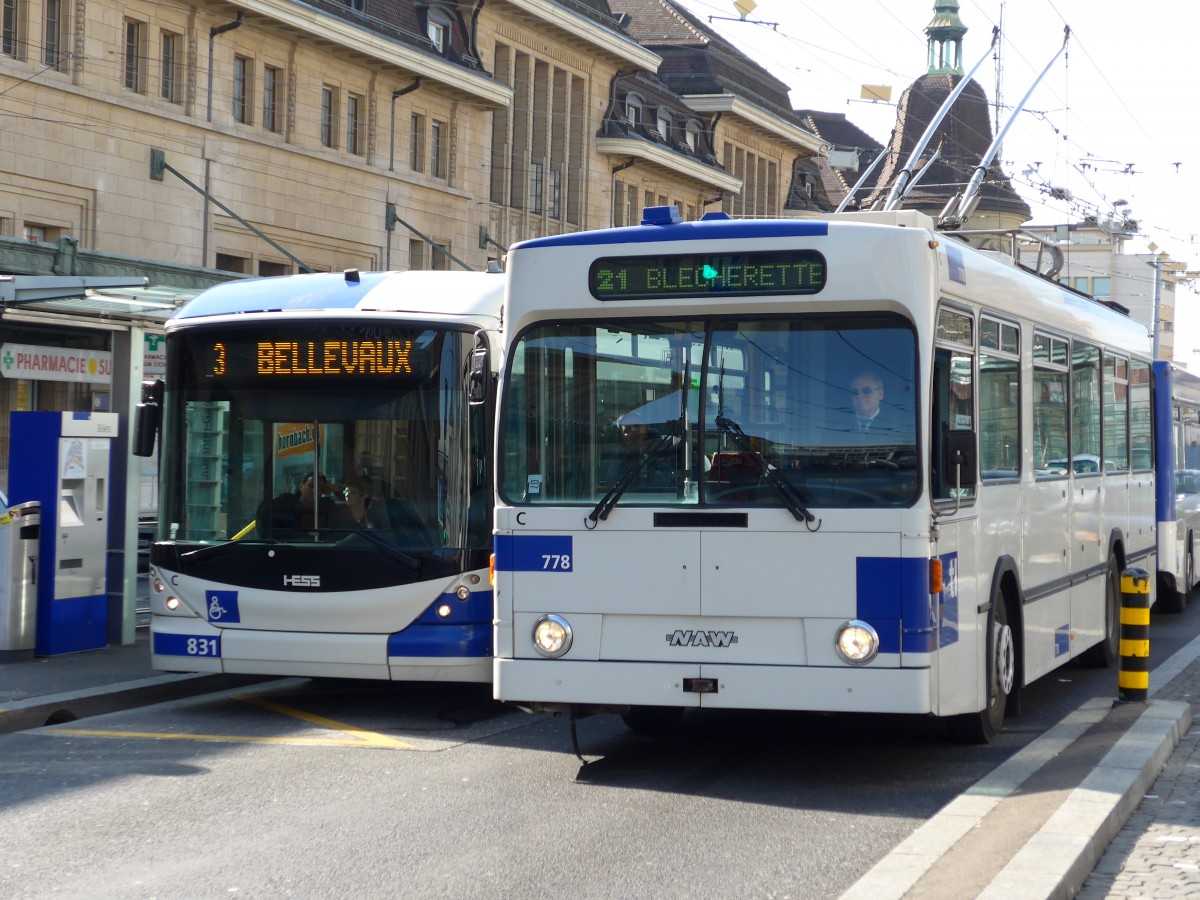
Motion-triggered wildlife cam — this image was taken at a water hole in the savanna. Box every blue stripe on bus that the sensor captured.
[494,535,574,572]
[1054,625,1070,657]
[513,219,829,250]
[856,557,934,654]
[388,589,493,657]
[153,632,221,658]
[1152,360,1177,523]
[176,271,392,319]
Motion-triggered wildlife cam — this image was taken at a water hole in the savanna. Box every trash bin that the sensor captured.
[0,501,41,661]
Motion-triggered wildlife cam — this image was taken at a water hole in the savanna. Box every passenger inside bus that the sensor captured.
[259,472,340,531]
[336,476,388,529]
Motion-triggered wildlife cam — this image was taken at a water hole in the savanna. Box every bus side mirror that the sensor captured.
[132,378,165,458]
[468,346,489,406]
[941,429,977,488]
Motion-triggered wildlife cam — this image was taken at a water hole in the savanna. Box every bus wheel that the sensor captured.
[1080,558,1121,666]
[621,706,685,735]
[947,597,1014,744]
[1163,543,1193,614]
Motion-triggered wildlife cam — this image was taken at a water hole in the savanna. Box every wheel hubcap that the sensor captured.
[994,623,1015,695]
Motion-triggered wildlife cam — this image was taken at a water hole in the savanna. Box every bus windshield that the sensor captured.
[160,323,490,550]
[501,314,919,510]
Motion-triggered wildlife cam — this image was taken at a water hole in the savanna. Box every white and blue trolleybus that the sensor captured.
[1154,360,1200,612]
[141,269,501,681]
[493,206,1156,742]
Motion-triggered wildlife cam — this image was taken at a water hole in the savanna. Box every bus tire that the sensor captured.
[947,595,1014,744]
[621,706,685,735]
[1159,550,1189,614]
[1080,557,1121,666]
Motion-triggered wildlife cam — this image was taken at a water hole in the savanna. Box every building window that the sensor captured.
[233,56,251,124]
[409,113,425,171]
[548,167,562,220]
[321,86,336,148]
[409,238,426,270]
[625,94,642,127]
[1092,276,1111,299]
[124,19,144,92]
[263,66,281,132]
[215,253,249,274]
[529,162,543,214]
[347,93,363,155]
[161,32,180,102]
[655,110,670,142]
[258,260,289,277]
[24,224,46,242]
[44,0,64,69]
[427,17,447,53]
[431,119,446,178]
[3,0,21,59]
[431,242,450,270]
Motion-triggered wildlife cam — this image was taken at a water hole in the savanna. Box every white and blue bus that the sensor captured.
[493,206,1155,742]
[141,270,501,681]
[1155,360,1200,612]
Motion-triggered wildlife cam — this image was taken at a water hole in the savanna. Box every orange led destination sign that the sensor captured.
[207,339,415,378]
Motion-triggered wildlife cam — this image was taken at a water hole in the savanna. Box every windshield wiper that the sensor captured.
[588,430,680,525]
[714,415,816,524]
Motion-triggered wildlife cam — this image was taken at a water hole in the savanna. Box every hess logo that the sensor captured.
[284,575,321,587]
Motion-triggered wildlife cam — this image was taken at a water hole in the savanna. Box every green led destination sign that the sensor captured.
[589,249,826,301]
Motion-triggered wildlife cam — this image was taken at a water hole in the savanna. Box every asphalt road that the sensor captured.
[1,601,1197,899]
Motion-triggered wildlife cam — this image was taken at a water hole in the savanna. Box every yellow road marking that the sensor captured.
[236,695,413,748]
[49,694,415,749]
[51,729,402,747]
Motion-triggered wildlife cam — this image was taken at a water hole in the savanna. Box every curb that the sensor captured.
[0,673,270,735]
[840,697,1191,899]
[979,698,1192,899]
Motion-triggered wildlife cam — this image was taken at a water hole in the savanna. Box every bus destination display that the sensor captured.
[198,334,425,380]
[590,250,826,301]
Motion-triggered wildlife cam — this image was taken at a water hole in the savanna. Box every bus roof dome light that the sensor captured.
[641,205,682,227]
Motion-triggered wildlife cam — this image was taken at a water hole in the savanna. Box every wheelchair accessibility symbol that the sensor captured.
[205,590,241,623]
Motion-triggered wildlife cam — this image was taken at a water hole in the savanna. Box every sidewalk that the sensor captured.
[0,629,260,734]
[1,625,1198,897]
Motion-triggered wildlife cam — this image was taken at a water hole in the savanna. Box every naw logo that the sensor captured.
[666,629,738,648]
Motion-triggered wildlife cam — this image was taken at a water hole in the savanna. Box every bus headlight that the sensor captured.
[532,614,573,658]
[835,620,879,665]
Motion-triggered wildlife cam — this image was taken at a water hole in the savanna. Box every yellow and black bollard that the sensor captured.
[1118,566,1151,702]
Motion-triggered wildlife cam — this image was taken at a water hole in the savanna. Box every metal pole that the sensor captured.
[1153,254,1164,359]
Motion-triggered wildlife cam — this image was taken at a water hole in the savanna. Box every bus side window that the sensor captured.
[932,346,977,501]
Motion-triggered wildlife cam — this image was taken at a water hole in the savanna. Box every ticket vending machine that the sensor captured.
[9,411,118,655]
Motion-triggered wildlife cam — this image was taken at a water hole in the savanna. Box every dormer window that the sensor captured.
[656,110,671,140]
[685,120,700,151]
[624,94,643,127]
[427,10,452,53]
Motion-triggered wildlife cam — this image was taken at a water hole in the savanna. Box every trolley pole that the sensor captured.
[1118,566,1151,702]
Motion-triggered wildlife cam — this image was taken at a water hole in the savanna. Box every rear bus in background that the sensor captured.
[137,270,501,681]
[1155,361,1200,612]
[492,207,1155,743]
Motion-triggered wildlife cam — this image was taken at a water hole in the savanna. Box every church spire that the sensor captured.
[925,0,968,75]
